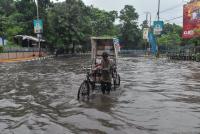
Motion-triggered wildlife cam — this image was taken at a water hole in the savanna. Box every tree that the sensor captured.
[0,0,16,45]
[88,7,118,36]
[15,0,37,35]
[46,0,87,53]
[0,0,142,51]
[158,32,181,49]
[46,1,119,53]
[0,15,7,45]
[157,23,183,51]
[0,0,16,16]
[141,20,148,29]
[119,5,141,49]
[162,23,182,36]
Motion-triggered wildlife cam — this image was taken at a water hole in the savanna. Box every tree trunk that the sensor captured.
[2,37,4,46]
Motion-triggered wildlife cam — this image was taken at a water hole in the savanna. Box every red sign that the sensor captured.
[182,1,200,38]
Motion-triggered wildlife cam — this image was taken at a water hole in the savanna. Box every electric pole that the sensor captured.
[157,0,160,21]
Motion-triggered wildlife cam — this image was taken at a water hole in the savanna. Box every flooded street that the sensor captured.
[0,56,200,134]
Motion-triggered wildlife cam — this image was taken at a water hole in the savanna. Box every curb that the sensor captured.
[26,55,55,62]
[0,55,55,63]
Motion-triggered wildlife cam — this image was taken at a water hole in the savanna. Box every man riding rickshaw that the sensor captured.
[77,37,120,100]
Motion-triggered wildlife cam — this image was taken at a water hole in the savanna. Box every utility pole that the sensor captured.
[156,0,161,57]
[157,0,161,21]
[36,0,39,20]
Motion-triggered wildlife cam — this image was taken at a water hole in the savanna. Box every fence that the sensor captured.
[0,47,47,60]
[119,50,146,56]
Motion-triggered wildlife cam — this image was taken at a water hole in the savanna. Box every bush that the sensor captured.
[195,53,200,62]
[6,41,21,48]
[0,46,3,53]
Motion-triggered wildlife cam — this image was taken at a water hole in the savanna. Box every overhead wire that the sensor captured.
[140,1,193,24]
[160,3,183,14]
[165,16,183,22]
[159,1,185,23]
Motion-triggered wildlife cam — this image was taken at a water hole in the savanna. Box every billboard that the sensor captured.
[33,19,43,34]
[182,1,200,38]
[153,21,164,35]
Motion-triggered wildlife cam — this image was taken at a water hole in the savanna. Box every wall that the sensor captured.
[0,52,47,60]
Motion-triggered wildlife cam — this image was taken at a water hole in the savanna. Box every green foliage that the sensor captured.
[183,37,200,46]
[88,7,118,36]
[46,0,85,53]
[160,23,200,49]
[0,0,143,51]
[119,5,141,49]
[119,5,138,24]
[46,1,120,52]
[0,0,16,16]
[0,0,26,44]
[0,46,3,53]
[157,23,182,50]
[162,23,182,36]
[158,32,181,48]
[141,20,148,29]
[195,53,200,62]
[0,15,7,37]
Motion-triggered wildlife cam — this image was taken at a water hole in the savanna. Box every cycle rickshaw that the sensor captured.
[77,37,120,100]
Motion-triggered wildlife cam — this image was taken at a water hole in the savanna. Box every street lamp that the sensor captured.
[35,0,39,20]
[35,0,41,57]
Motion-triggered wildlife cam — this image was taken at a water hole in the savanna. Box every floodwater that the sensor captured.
[0,56,200,134]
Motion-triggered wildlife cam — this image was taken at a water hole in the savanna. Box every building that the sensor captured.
[14,35,45,48]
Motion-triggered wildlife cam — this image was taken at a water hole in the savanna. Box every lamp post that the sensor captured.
[35,0,41,57]
[156,0,161,57]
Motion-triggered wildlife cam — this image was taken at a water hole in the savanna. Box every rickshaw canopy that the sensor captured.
[90,37,120,62]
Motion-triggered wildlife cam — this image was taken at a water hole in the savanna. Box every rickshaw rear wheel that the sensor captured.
[77,80,91,100]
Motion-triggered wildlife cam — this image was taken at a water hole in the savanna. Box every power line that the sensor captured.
[160,3,183,14]
[165,16,183,22]
[140,2,184,24]
[140,1,194,24]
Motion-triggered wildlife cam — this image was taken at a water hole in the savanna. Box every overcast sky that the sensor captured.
[52,0,190,26]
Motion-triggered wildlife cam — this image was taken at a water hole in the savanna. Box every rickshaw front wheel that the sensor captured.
[77,80,91,100]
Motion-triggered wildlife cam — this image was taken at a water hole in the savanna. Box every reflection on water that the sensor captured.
[0,56,200,134]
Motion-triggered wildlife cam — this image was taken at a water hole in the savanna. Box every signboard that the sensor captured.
[143,28,149,40]
[182,1,200,38]
[33,19,43,34]
[153,21,164,35]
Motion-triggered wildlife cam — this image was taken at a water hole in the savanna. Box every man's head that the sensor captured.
[102,52,108,60]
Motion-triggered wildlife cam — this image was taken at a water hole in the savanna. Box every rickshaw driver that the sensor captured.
[98,52,113,94]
